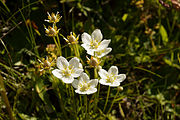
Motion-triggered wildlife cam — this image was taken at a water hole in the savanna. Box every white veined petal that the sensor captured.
[91,29,103,42]
[116,74,126,82]
[98,69,108,79]
[95,47,112,58]
[72,79,79,89]
[79,63,83,69]
[88,79,98,88]
[69,57,80,68]
[109,81,120,87]
[87,88,97,94]
[52,69,62,79]
[80,73,90,83]
[99,79,111,86]
[81,43,90,51]
[71,68,84,77]
[81,32,91,44]
[87,49,95,56]
[61,76,74,84]
[75,90,87,95]
[98,39,111,50]
[56,56,69,69]
[108,66,118,75]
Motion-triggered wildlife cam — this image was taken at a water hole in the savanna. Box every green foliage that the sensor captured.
[0,0,180,119]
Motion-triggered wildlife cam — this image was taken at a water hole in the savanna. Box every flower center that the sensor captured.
[79,82,90,92]
[90,40,99,49]
[62,66,74,77]
[106,74,115,83]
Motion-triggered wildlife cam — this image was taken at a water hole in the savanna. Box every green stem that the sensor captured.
[103,86,111,112]
[53,37,61,56]
[94,67,99,111]
[71,86,77,118]
[51,74,68,119]
[84,95,88,119]
[73,44,80,57]
[56,35,62,56]
[0,74,15,120]
[107,88,120,114]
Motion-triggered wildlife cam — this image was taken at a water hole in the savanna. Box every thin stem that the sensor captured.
[56,35,62,56]
[53,37,61,56]
[103,86,111,112]
[73,44,80,57]
[94,67,99,111]
[0,74,15,120]
[84,95,88,119]
[51,74,68,119]
[107,88,120,114]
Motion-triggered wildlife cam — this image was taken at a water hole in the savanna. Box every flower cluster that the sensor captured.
[49,28,126,94]
[44,11,61,37]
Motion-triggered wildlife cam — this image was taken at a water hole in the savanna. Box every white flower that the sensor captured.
[52,56,83,84]
[81,29,111,56]
[72,73,98,95]
[98,66,126,87]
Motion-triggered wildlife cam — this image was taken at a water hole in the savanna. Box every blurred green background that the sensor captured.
[0,0,180,119]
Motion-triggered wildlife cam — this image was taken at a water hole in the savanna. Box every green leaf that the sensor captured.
[159,25,168,45]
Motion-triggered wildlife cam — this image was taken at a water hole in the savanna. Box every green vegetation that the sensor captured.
[0,0,180,119]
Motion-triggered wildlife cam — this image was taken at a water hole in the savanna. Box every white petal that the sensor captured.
[91,29,102,42]
[99,79,110,86]
[61,76,74,84]
[81,32,91,44]
[88,79,98,88]
[81,43,90,51]
[71,68,84,77]
[98,69,108,79]
[79,73,90,83]
[95,48,112,58]
[52,69,62,79]
[75,90,87,95]
[116,74,126,82]
[108,66,118,75]
[79,63,83,69]
[98,39,111,50]
[87,88,97,94]
[72,79,79,89]
[109,81,120,87]
[69,57,80,68]
[87,49,94,56]
[56,56,69,69]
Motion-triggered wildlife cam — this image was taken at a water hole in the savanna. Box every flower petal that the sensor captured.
[91,29,102,42]
[81,32,91,44]
[87,88,97,94]
[56,56,69,69]
[75,90,87,95]
[71,68,84,77]
[81,43,90,51]
[95,47,112,58]
[116,74,126,82]
[88,79,98,88]
[72,79,79,89]
[79,73,90,83]
[109,81,120,87]
[108,66,118,75]
[98,39,111,50]
[61,76,74,84]
[52,69,62,79]
[98,69,108,79]
[87,49,95,56]
[99,79,110,86]
[69,57,80,68]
